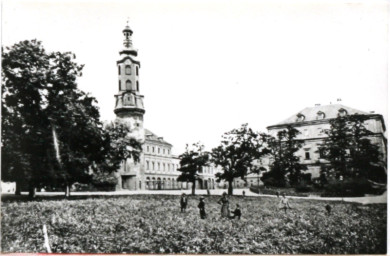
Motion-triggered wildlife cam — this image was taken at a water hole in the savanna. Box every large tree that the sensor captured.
[262,126,306,187]
[320,114,383,180]
[1,40,109,197]
[177,142,209,195]
[211,124,269,195]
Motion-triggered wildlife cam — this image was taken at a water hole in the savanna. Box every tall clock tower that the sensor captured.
[114,22,145,190]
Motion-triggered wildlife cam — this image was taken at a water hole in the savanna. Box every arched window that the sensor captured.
[146,161,149,170]
[118,66,121,75]
[152,162,155,170]
[126,80,132,90]
[136,66,139,75]
[125,65,131,75]
[136,81,139,91]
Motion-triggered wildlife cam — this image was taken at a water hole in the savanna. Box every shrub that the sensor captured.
[322,178,375,197]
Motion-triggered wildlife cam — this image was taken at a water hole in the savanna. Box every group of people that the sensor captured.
[180,191,293,219]
[180,192,241,220]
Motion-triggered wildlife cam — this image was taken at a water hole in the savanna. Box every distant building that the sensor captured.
[266,103,387,178]
[113,23,217,190]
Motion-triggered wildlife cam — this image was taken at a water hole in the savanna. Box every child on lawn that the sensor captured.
[230,204,242,220]
[180,193,188,213]
[279,193,292,213]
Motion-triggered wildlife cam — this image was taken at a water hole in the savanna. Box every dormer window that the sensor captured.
[317,111,325,120]
[338,108,348,117]
[296,114,305,122]
[125,65,131,75]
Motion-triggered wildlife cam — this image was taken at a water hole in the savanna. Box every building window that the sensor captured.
[163,149,165,154]
[125,65,131,75]
[168,149,170,155]
[136,66,139,75]
[137,81,139,91]
[305,152,310,160]
[163,163,165,171]
[119,80,121,91]
[152,162,155,170]
[158,163,160,171]
[118,66,121,75]
[126,80,132,90]
[152,147,155,153]
[147,146,149,152]
[158,148,160,154]
[146,161,149,170]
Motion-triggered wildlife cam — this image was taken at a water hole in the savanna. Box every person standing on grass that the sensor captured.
[180,193,188,212]
[218,192,230,218]
[198,197,207,219]
[279,193,292,213]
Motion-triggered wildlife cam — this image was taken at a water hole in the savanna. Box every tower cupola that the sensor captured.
[123,23,133,48]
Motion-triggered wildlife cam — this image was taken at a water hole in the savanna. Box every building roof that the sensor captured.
[145,128,172,146]
[270,104,369,127]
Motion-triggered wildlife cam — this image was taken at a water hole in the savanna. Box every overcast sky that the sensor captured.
[2,0,388,154]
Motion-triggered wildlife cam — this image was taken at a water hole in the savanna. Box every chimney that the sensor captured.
[337,98,342,102]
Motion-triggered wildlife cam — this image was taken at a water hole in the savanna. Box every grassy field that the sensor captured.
[1,194,386,254]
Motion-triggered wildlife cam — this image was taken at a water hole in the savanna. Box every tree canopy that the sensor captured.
[320,114,383,180]
[1,40,110,196]
[262,126,306,187]
[211,124,269,195]
[177,142,209,195]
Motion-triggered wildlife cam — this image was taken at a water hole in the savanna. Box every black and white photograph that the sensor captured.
[1,0,388,254]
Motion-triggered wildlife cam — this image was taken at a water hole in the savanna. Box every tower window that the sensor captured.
[126,80,132,90]
[137,81,139,91]
[125,65,131,75]
[118,66,121,75]
[119,80,121,91]
[136,66,139,76]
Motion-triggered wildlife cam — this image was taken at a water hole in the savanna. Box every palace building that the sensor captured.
[113,23,218,191]
[266,103,387,178]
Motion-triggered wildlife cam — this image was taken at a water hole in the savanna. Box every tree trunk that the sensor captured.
[192,180,196,195]
[28,186,36,199]
[15,181,21,195]
[228,180,233,195]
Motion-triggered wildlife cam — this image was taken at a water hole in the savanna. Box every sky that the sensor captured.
[2,0,388,154]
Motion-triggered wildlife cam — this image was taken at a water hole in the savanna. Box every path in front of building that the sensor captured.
[5,188,386,205]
